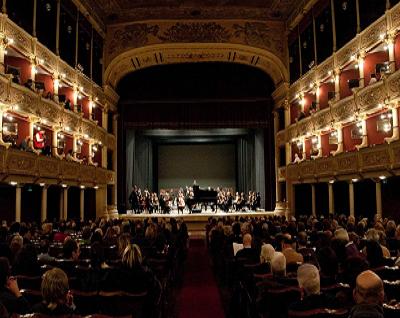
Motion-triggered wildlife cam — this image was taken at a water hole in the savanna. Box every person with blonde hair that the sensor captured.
[32,268,75,315]
[260,244,275,264]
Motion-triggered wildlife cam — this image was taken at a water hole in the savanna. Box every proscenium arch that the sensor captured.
[104,43,289,89]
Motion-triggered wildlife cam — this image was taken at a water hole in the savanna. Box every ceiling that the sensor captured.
[82,0,301,24]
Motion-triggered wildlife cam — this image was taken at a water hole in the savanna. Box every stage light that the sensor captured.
[379,176,386,180]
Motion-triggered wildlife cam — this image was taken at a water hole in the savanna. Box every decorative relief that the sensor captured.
[80,165,96,182]
[360,149,390,170]
[37,157,59,178]
[108,23,160,57]
[233,22,284,56]
[278,167,286,180]
[316,58,334,81]
[276,131,285,146]
[61,161,80,179]
[336,153,358,172]
[360,18,386,50]
[301,161,315,178]
[336,38,358,69]
[391,4,400,29]
[315,158,336,176]
[4,20,32,56]
[7,151,36,174]
[387,71,400,99]
[36,43,57,70]
[331,98,356,122]
[160,22,231,43]
[356,82,386,113]
[286,164,299,180]
[391,144,400,167]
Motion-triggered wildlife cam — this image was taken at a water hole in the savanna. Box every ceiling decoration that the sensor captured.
[82,0,302,24]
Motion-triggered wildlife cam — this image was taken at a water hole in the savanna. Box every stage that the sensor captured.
[119,209,284,238]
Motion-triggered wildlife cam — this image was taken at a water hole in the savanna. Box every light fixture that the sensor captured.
[329,179,335,184]
[379,175,386,180]
[61,184,67,188]
[94,185,99,190]
[39,183,45,187]
[352,178,359,183]
[9,181,17,186]
[80,185,85,189]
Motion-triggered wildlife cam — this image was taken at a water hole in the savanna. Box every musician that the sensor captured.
[177,192,185,214]
[128,186,140,214]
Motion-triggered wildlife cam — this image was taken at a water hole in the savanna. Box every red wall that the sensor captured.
[343,124,362,152]
[79,142,89,161]
[290,102,299,124]
[305,139,311,159]
[363,51,388,84]
[58,86,74,107]
[340,69,359,98]
[319,82,335,109]
[93,106,102,126]
[64,135,73,153]
[35,73,54,95]
[5,56,31,85]
[303,93,315,115]
[291,143,302,161]
[321,133,337,157]
[81,97,90,120]
[366,114,391,146]
[395,34,400,71]
[15,118,29,146]
[94,146,102,166]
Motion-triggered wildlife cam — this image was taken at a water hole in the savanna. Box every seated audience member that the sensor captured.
[317,247,338,286]
[37,239,55,264]
[24,79,34,90]
[53,224,67,243]
[12,243,41,276]
[297,231,317,265]
[0,257,30,315]
[364,229,390,258]
[282,237,303,265]
[103,244,161,304]
[9,234,23,265]
[365,240,385,268]
[19,136,30,152]
[369,73,377,85]
[289,264,339,311]
[0,301,8,317]
[32,268,75,316]
[258,243,275,274]
[64,99,72,110]
[334,228,360,259]
[348,270,385,318]
[62,239,80,261]
[235,233,259,264]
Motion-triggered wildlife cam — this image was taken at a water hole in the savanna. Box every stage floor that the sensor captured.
[120,209,283,238]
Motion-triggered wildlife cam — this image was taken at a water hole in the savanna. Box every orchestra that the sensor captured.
[128,185,261,214]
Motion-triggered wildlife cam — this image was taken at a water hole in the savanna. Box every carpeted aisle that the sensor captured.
[177,239,225,318]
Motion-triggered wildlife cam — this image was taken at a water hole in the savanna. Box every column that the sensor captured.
[284,100,290,128]
[15,185,22,222]
[387,36,395,73]
[0,39,7,73]
[301,137,306,160]
[55,0,61,56]
[88,97,93,121]
[41,185,47,222]
[285,142,291,165]
[349,181,355,218]
[63,187,68,220]
[311,184,316,217]
[286,182,295,218]
[334,68,340,101]
[274,111,282,204]
[112,114,118,211]
[53,75,59,103]
[95,186,107,218]
[385,107,399,143]
[72,86,78,112]
[88,140,94,165]
[0,109,11,148]
[80,188,84,221]
[376,181,382,219]
[331,124,343,156]
[30,60,36,81]
[357,55,365,88]
[28,119,34,141]
[102,107,108,130]
[355,118,368,150]
[330,0,337,52]
[328,182,334,214]
[72,135,77,157]
[102,145,107,169]
[315,83,320,110]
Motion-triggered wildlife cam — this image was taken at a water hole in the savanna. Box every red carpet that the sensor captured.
[177,239,225,318]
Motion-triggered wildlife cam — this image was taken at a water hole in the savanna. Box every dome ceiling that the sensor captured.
[82,0,302,24]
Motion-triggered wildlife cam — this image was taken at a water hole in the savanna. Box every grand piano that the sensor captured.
[187,185,218,212]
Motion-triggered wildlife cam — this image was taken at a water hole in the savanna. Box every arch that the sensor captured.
[104,43,289,89]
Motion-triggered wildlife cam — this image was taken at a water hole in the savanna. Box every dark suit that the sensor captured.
[289,292,339,311]
[235,247,259,264]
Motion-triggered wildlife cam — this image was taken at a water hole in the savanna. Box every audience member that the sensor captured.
[32,268,75,315]
[235,233,258,264]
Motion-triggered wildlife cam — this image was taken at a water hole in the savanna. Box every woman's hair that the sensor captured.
[260,244,275,263]
[365,240,384,268]
[41,268,69,306]
[90,242,105,268]
[122,244,142,269]
[145,223,157,242]
[117,233,131,257]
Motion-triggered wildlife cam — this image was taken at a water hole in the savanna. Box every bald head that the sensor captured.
[354,270,384,305]
[243,233,252,248]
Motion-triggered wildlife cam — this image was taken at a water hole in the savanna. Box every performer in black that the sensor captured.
[128,186,139,214]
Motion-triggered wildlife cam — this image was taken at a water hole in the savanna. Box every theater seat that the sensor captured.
[257,286,301,318]
[383,302,400,318]
[98,290,148,317]
[71,290,98,316]
[16,275,42,290]
[288,308,348,318]
[20,289,42,305]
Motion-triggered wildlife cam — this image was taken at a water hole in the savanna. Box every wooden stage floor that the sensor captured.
[120,209,283,238]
